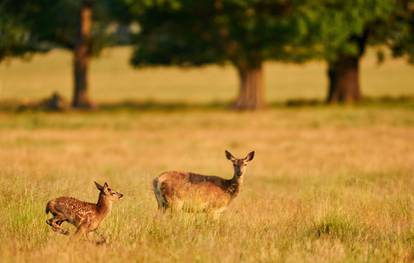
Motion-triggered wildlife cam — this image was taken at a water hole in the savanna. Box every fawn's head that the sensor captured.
[225,150,255,177]
[94,181,124,201]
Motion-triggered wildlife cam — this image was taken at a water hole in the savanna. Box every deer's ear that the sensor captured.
[103,182,109,189]
[225,150,235,161]
[244,151,255,162]
[94,181,104,191]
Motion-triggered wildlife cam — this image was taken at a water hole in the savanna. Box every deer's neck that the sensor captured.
[96,194,112,218]
[227,174,244,198]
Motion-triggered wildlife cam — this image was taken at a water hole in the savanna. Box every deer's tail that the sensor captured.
[153,177,168,211]
[45,201,52,214]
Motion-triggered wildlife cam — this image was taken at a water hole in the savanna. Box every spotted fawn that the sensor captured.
[45,181,123,239]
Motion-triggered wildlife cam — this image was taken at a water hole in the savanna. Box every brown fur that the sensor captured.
[153,150,254,214]
[45,182,123,239]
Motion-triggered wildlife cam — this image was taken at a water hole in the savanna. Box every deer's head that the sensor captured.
[94,181,124,201]
[225,150,255,177]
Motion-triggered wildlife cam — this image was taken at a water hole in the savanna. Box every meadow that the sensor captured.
[0,48,414,262]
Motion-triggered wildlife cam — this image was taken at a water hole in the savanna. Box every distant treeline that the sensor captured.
[1,0,413,110]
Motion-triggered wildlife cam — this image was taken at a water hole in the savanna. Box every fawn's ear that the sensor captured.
[225,150,236,161]
[244,151,255,162]
[94,181,104,191]
[103,182,109,189]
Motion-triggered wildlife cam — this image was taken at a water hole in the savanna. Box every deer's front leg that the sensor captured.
[73,223,89,240]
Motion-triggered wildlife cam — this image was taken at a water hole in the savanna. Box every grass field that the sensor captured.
[0,48,414,262]
[1,47,414,103]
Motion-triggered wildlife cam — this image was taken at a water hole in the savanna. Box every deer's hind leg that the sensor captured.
[92,230,108,245]
[46,213,70,235]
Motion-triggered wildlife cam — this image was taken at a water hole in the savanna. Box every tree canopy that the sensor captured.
[311,0,395,60]
[389,0,414,63]
[305,0,401,102]
[2,0,414,108]
[126,0,312,109]
[0,0,37,61]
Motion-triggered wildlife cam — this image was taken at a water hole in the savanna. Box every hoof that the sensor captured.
[95,237,107,245]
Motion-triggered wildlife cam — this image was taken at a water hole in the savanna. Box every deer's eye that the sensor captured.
[107,188,111,191]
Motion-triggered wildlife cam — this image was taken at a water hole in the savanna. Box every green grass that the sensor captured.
[0,47,413,103]
[0,48,414,262]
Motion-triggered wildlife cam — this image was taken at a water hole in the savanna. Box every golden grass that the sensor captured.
[0,107,413,262]
[0,48,414,262]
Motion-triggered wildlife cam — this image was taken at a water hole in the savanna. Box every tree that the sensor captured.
[29,0,115,108]
[126,0,309,110]
[1,0,123,108]
[310,0,396,103]
[72,0,94,108]
[70,0,130,107]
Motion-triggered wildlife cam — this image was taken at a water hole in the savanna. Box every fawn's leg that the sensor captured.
[93,230,107,245]
[46,215,69,235]
[72,224,89,240]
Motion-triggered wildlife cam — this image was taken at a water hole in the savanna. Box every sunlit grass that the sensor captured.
[0,47,414,262]
[0,47,413,103]
[0,106,413,262]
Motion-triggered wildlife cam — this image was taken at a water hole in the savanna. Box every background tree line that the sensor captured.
[1,0,413,110]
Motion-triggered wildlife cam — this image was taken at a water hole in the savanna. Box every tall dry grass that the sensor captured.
[0,47,414,262]
[0,107,413,262]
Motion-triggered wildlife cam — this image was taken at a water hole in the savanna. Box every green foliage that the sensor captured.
[0,0,36,61]
[389,0,414,63]
[28,0,121,55]
[126,0,411,68]
[127,0,311,68]
[0,0,126,62]
[307,0,397,62]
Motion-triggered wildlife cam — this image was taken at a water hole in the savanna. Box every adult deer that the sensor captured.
[152,150,255,215]
[45,181,123,240]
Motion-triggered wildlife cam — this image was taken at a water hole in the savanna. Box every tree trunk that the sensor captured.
[234,63,265,110]
[327,55,361,103]
[72,0,94,109]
